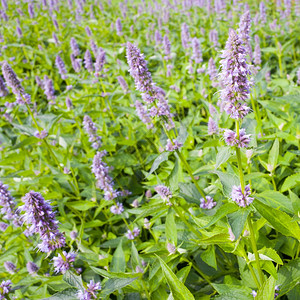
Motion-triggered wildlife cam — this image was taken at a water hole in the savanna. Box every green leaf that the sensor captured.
[166,209,177,246]
[258,248,283,265]
[156,255,195,300]
[212,171,240,198]
[256,275,276,300]
[63,271,84,289]
[201,245,217,270]
[255,190,293,214]
[253,199,300,240]
[66,201,97,211]
[168,157,182,191]
[11,136,37,150]
[176,264,192,283]
[111,239,126,273]
[268,138,279,171]
[44,288,78,300]
[201,203,238,229]
[212,284,252,299]
[90,267,138,279]
[178,182,201,204]
[147,152,170,177]
[277,258,300,296]
[101,277,138,297]
[227,208,251,240]
[281,173,300,192]
[215,147,232,169]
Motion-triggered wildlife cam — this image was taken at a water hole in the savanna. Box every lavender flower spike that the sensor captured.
[83,115,102,149]
[0,280,12,299]
[0,181,19,221]
[0,75,9,97]
[2,61,31,104]
[26,261,39,275]
[20,191,66,252]
[53,251,76,274]
[84,49,94,73]
[70,37,80,56]
[94,49,106,77]
[92,151,119,200]
[126,42,155,103]
[77,280,101,300]
[231,184,253,207]
[4,261,16,274]
[191,38,203,64]
[55,55,68,80]
[117,76,128,93]
[219,29,252,119]
[200,196,216,209]
[155,185,172,205]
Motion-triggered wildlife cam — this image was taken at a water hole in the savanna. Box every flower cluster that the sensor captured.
[77,280,101,300]
[231,184,253,207]
[26,261,39,275]
[165,138,183,152]
[200,196,217,210]
[219,29,252,120]
[1,61,31,104]
[55,55,68,80]
[83,115,102,149]
[94,49,106,77]
[208,117,218,135]
[224,128,251,148]
[0,75,8,97]
[126,42,174,130]
[91,151,119,200]
[34,129,48,140]
[0,181,20,225]
[43,75,56,103]
[53,251,77,274]
[0,280,12,299]
[4,261,16,274]
[20,191,66,252]
[110,202,124,215]
[70,37,80,56]
[155,185,172,205]
[125,227,140,240]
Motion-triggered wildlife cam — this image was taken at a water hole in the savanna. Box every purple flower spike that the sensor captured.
[231,184,253,207]
[117,76,128,93]
[83,115,102,149]
[70,54,81,73]
[94,49,106,77]
[2,61,31,104]
[77,280,101,300]
[155,185,172,205]
[224,129,237,146]
[55,55,68,80]
[53,251,76,274]
[135,101,153,129]
[0,181,19,222]
[165,139,183,152]
[200,196,216,209]
[43,75,56,103]
[34,129,48,140]
[167,243,176,254]
[70,37,80,56]
[218,29,252,120]
[237,128,251,148]
[20,191,66,252]
[110,202,124,215]
[4,261,16,274]
[84,50,94,73]
[116,17,122,36]
[208,117,218,135]
[26,261,39,275]
[0,75,9,97]
[0,280,12,299]
[0,222,8,231]
[92,151,119,200]
[191,38,202,64]
[163,35,171,61]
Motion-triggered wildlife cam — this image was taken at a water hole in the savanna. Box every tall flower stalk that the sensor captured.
[126,42,209,203]
[219,27,264,287]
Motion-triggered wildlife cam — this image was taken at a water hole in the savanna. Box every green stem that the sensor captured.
[235,121,245,192]
[242,248,261,289]
[271,177,277,191]
[247,215,264,286]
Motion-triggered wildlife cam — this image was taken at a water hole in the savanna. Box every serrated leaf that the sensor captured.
[281,173,300,192]
[258,248,283,265]
[201,245,217,270]
[90,267,138,279]
[256,275,276,300]
[166,209,177,245]
[63,271,84,289]
[253,199,300,240]
[101,277,138,297]
[255,190,293,214]
[277,258,300,296]
[268,138,279,171]
[212,171,240,198]
[178,182,201,204]
[111,239,125,273]
[227,208,251,240]
[215,147,232,169]
[44,288,78,300]
[66,201,97,211]
[147,152,170,177]
[201,203,238,229]
[156,255,195,300]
